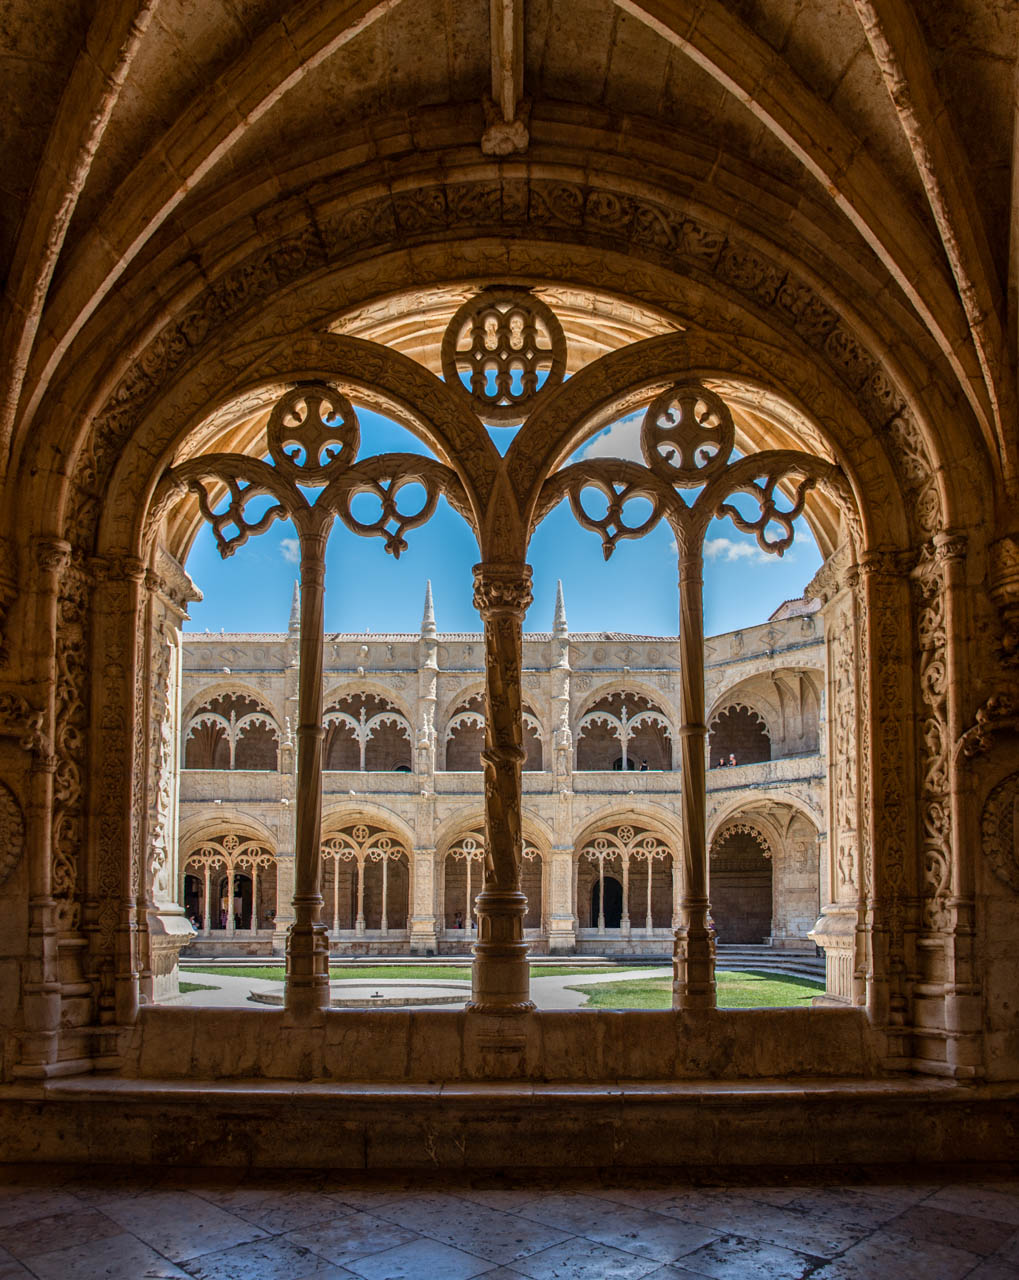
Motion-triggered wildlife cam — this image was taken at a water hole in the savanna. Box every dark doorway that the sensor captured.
[591,875,623,928]
[710,832,772,943]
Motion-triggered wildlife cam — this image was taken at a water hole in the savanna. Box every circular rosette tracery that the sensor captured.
[441,290,566,424]
[641,384,735,485]
[267,384,360,483]
[328,454,461,559]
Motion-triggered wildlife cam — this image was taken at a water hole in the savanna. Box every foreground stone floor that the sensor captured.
[0,1165,1016,1279]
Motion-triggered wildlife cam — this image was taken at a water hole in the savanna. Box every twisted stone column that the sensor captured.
[673,549,715,1009]
[284,523,330,1018]
[468,562,534,1012]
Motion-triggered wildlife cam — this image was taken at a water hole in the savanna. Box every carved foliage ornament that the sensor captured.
[0,782,25,888]
[981,773,1019,895]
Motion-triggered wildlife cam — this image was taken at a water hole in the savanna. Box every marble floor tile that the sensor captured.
[922,1183,1019,1226]
[0,1191,85,1229]
[0,1208,121,1261]
[192,1185,352,1233]
[99,1190,268,1262]
[20,1231,193,1280]
[964,1263,1019,1280]
[284,1209,421,1268]
[652,1191,867,1258]
[880,1201,1017,1256]
[513,1192,719,1264]
[510,1238,665,1280]
[374,1192,574,1264]
[808,1230,982,1280]
[0,1245,34,1280]
[178,1234,350,1280]
[666,1235,824,1280]
[342,1237,496,1280]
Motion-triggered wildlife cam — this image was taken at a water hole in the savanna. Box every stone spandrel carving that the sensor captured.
[0,781,25,887]
[981,772,1019,895]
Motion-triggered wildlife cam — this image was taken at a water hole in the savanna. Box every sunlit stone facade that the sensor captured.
[179,587,825,958]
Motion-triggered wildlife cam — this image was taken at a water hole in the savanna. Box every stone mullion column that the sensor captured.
[355,856,366,935]
[202,864,211,934]
[620,853,631,936]
[468,562,534,1012]
[673,549,715,1009]
[927,533,982,1074]
[15,537,69,1074]
[284,524,330,1018]
[859,551,917,1059]
[86,554,147,1025]
[807,550,866,1005]
[409,846,438,954]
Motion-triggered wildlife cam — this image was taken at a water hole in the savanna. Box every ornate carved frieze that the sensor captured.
[52,552,91,932]
[958,692,1019,759]
[0,692,48,755]
[0,536,16,666]
[0,781,25,888]
[65,176,940,557]
[912,543,951,930]
[990,535,1019,665]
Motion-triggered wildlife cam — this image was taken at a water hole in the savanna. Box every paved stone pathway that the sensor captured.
[0,1164,1015,1278]
[174,967,675,1011]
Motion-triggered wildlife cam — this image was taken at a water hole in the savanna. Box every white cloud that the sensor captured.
[704,536,789,566]
[579,413,644,463]
[280,537,300,564]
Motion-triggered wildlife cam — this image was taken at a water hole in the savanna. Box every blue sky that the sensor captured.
[183,409,821,638]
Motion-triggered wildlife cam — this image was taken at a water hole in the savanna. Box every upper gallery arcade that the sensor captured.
[0,0,1017,1167]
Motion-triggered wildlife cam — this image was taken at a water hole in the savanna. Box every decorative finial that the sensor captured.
[554,578,568,637]
[421,579,436,637]
[289,580,300,632]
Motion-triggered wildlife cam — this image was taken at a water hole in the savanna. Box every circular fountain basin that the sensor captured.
[248,980,470,1008]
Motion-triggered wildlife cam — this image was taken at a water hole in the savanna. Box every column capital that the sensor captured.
[32,536,71,575]
[472,562,533,618]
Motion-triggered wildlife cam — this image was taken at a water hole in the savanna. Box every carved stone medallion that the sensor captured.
[441,289,566,423]
[981,772,1019,894]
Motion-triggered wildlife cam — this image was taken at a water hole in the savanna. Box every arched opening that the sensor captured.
[575,691,673,771]
[323,693,412,771]
[320,823,412,941]
[183,874,203,929]
[183,692,280,770]
[443,698,543,770]
[709,705,771,767]
[710,827,774,944]
[591,876,623,929]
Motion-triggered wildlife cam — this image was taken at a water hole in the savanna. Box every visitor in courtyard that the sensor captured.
[729,752,737,766]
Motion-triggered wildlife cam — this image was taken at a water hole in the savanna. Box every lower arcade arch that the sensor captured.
[320,822,411,939]
[180,833,278,935]
[575,823,677,942]
[440,829,545,946]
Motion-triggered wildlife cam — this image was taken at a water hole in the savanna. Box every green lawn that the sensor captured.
[184,963,630,983]
[178,981,219,993]
[568,969,825,1010]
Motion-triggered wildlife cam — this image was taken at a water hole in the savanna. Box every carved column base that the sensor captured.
[467,889,534,1012]
[284,911,331,1018]
[672,901,715,1010]
[809,904,864,1004]
[145,906,195,1003]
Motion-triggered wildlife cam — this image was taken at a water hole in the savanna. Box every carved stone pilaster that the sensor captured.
[0,535,17,666]
[469,562,534,1013]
